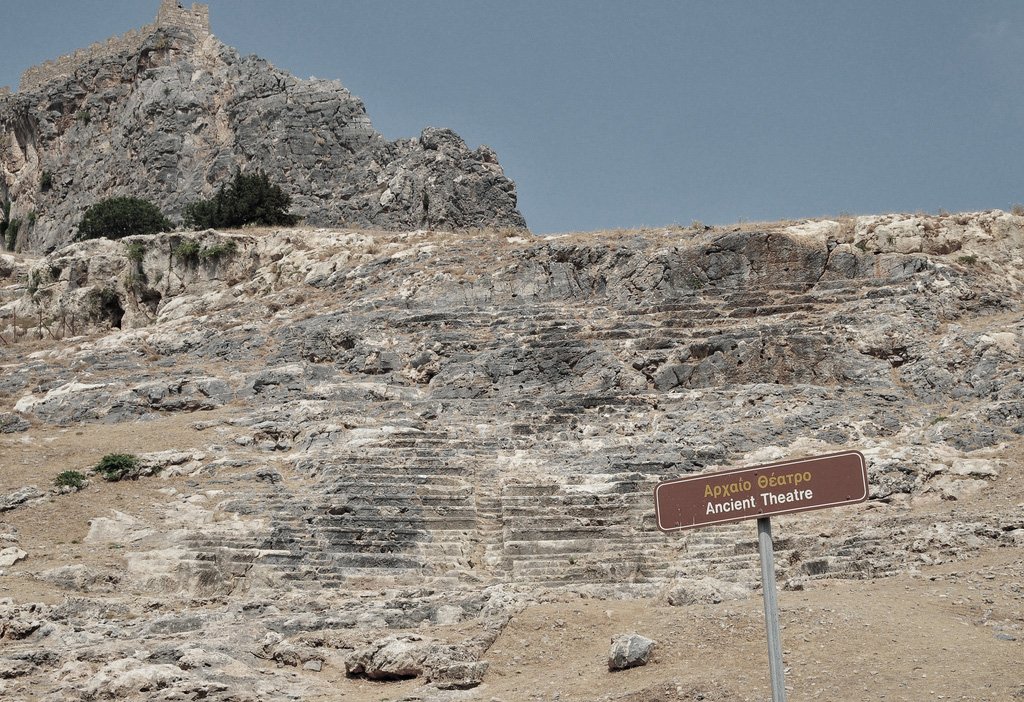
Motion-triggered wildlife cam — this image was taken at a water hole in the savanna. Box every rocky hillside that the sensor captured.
[0,25,525,253]
[0,212,1022,700]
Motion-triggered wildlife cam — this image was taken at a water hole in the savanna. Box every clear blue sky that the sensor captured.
[4,1,1024,234]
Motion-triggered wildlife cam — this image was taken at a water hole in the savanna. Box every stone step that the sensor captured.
[316,518,476,531]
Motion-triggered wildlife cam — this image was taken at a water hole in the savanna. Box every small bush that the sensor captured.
[94,453,142,482]
[76,109,92,125]
[54,470,87,490]
[173,239,201,262]
[184,170,298,229]
[40,171,54,192]
[957,254,979,265]
[1013,204,1024,217]
[199,240,237,261]
[78,197,172,241]
[125,241,146,262]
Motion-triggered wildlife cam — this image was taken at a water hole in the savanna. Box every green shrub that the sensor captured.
[199,240,237,261]
[54,470,87,490]
[125,241,146,262]
[40,171,54,192]
[182,199,217,229]
[77,197,172,241]
[76,109,91,125]
[94,453,142,482]
[173,239,201,262]
[184,170,298,229]
[957,254,979,265]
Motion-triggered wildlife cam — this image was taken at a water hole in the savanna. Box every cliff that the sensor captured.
[0,212,1022,699]
[0,18,525,253]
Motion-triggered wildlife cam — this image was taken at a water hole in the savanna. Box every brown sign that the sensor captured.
[654,451,868,532]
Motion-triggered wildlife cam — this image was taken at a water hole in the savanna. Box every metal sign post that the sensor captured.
[757,517,787,702]
[654,451,869,702]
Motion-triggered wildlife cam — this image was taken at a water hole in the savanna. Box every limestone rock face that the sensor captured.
[0,27,525,253]
[1,212,1023,700]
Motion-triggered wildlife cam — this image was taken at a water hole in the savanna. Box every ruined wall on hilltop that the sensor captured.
[155,0,209,37]
[18,1,210,92]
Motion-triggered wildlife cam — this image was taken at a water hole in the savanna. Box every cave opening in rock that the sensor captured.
[99,290,125,328]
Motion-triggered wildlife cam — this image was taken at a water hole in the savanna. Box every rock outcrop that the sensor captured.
[1,211,1022,699]
[0,7,525,253]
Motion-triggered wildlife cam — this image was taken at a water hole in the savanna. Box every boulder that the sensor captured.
[345,635,430,680]
[345,635,487,688]
[608,634,655,671]
[423,644,488,690]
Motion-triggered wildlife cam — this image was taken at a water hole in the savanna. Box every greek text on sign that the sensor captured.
[654,451,868,532]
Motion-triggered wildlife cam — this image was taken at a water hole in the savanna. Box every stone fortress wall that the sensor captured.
[17,0,210,92]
